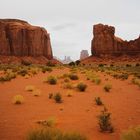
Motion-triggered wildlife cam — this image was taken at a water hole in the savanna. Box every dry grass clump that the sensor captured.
[121,126,140,140]
[63,83,74,89]
[104,84,112,92]
[33,89,41,97]
[13,95,24,104]
[25,85,35,92]
[66,91,73,97]
[27,128,87,140]
[43,76,57,85]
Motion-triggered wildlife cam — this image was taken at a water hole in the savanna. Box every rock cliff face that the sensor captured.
[0,19,53,59]
[80,50,89,60]
[91,24,140,56]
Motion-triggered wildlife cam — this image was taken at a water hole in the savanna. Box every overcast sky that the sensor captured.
[0,0,140,60]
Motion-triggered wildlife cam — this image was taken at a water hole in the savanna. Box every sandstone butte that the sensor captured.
[0,19,58,64]
[91,23,140,57]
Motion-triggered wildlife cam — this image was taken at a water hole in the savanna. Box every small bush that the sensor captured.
[63,83,73,89]
[21,60,32,66]
[42,66,52,73]
[95,97,103,105]
[25,85,35,92]
[48,93,53,99]
[33,89,41,97]
[37,117,56,127]
[69,61,75,66]
[27,128,87,140]
[77,82,87,92]
[121,126,140,140]
[69,74,79,80]
[92,78,101,85]
[54,93,62,103]
[104,84,112,92]
[98,107,114,133]
[13,95,24,104]
[46,76,57,85]
[66,91,73,97]
[18,69,28,76]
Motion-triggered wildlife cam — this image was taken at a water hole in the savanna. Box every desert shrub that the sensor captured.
[95,97,103,105]
[27,128,87,140]
[66,91,73,97]
[121,126,140,140]
[98,107,114,133]
[13,95,24,104]
[104,84,112,92]
[30,68,39,75]
[49,93,53,99]
[63,83,73,89]
[92,78,101,85]
[135,63,140,67]
[54,93,62,103]
[64,78,70,83]
[18,69,28,76]
[69,74,79,80]
[132,78,140,87]
[25,85,35,92]
[77,82,87,92]
[42,66,52,73]
[37,117,56,127]
[21,60,32,66]
[46,61,55,67]
[98,64,104,67]
[46,76,57,85]
[75,60,81,66]
[33,89,41,97]
[69,61,75,66]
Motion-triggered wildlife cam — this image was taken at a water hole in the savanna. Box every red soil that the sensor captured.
[0,68,140,140]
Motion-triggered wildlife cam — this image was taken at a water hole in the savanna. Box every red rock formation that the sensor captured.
[91,24,140,56]
[0,19,53,59]
[80,50,89,60]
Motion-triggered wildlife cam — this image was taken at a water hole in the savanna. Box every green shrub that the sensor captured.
[27,128,87,140]
[69,74,79,80]
[121,126,140,140]
[54,93,62,103]
[46,76,57,85]
[104,84,112,92]
[95,97,103,105]
[77,82,87,92]
[13,95,24,104]
[98,107,114,133]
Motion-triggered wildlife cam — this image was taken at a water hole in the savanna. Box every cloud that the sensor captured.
[52,23,76,31]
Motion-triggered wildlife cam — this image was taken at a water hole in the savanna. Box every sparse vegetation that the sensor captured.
[13,95,24,104]
[63,83,73,89]
[42,66,52,73]
[27,128,87,140]
[54,93,62,103]
[49,93,53,99]
[95,97,103,105]
[69,73,79,80]
[33,89,41,97]
[104,84,112,92]
[98,107,114,133]
[121,126,140,140]
[77,82,87,92]
[45,76,57,85]
[25,85,35,92]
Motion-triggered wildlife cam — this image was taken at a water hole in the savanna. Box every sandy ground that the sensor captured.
[0,68,140,140]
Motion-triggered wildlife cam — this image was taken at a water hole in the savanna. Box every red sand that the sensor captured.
[0,68,140,140]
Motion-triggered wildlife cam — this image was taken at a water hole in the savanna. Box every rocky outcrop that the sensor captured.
[91,24,140,56]
[0,19,53,59]
[80,50,89,60]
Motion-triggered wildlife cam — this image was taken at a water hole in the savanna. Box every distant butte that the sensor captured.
[91,23,140,56]
[0,19,60,64]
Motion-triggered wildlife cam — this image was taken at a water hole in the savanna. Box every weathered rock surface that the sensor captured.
[91,24,140,56]
[0,19,53,59]
[80,50,89,60]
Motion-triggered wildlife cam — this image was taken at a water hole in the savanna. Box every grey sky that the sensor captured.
[0,0,140,60]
